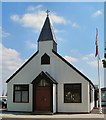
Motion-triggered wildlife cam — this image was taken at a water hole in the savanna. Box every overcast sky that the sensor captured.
[1,2,105,95]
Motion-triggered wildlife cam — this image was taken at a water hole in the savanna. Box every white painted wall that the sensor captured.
[7,41,94,112]
[7,41,54,112]
[52,52,91,113]
[7,84,32,112]
[53,84,56,113]
[57,83,89,113]
[89,84,95,111]
[39,41,54,54]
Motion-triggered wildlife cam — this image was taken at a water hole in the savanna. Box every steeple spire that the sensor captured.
[38,11,57,52]
[38,11,55,42]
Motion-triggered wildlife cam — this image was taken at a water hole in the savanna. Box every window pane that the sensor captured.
[22,91,28,102]
[65,91,73,103]
[38,79,50,87]
[15,86,21,90]
[41,53,50,65]
[15,91,21,102]
[64,84,81,103]
[73,93,80,102]
[14,85,29,103]
[21,86,29,91]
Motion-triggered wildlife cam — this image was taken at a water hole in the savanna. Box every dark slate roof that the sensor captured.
[38,16,55,42]
[31,71,58,84]
[52,50,95,88]
[6,51,39,83]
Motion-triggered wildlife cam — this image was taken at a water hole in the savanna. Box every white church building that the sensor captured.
[6,13,95,114]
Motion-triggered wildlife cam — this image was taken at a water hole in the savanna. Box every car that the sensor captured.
[2,99,7,108]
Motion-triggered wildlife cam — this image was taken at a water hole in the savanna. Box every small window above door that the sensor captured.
[37,79,50,87]
[41,53,50,65]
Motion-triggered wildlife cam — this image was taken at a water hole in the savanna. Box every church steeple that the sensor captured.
[38,11,57,52]
[38,11,55,42]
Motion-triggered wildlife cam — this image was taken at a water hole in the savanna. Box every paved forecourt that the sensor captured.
[1,113,105,119]
[1,108,105,120]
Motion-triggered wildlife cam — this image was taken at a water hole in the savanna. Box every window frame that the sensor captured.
[64,83,82,103]
[13,84,29,103]
[41,53,50,65]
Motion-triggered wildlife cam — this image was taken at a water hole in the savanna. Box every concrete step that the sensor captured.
[31,111,53,115]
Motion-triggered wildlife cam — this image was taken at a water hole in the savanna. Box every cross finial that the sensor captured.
[46,10,50,17]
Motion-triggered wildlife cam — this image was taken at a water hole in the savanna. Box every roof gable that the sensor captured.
[6,51,39,83]
[52,50,95,88]
[31,71,57,84]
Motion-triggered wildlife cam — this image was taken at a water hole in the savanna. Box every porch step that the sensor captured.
[31,111,53,115]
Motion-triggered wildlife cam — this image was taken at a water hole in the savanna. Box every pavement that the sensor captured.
[1,118,105,120]
[0,108,106,120]
[1,113,105,119]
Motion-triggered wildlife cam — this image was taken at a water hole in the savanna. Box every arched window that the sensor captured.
[41,53,50,65]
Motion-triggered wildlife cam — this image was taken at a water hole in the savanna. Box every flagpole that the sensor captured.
[97,52,102,114]
[95,28,102,114]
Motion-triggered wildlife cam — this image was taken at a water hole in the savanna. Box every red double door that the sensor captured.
[35,87,51,111]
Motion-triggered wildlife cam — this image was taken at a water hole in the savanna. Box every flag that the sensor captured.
[95,28,99,57]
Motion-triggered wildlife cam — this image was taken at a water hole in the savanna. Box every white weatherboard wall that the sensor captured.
[39,41,54,54]
[7,41,55,112]
[7,40,95,112]
[53,84,56,113]
[7,52,40,111]
[51,53,90,113]
[7,84,32,112]
[89,84,95,111]
[57,83,89,112]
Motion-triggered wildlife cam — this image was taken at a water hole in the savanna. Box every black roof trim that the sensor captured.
[6,51,39,83]
[52,50,95,88]
[45,72,58,84]
[31,71,58,84]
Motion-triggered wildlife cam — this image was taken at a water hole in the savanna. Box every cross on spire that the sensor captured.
[46,10,50,17]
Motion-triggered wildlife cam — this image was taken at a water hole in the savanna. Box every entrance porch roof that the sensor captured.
[31,71,57,85]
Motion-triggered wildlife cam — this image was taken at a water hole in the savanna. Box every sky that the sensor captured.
[1,2,105,95]
[1,0,106,2]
